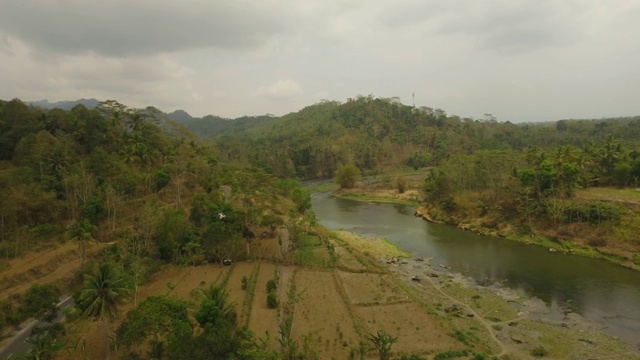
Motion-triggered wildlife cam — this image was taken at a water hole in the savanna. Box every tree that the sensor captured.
[25,323,67,360]
[367,330,398,360]
[21,284,60,323]
[193,283,241,358]
[196,283,237,328]
[116,296,193,359]
[334,163,361,188]
[77,263,130,360]
[65,219,97,263]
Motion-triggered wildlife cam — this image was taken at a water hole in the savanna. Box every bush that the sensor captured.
[562,202,622,225]
[530,346,548,357]
[267,292,278,309]
[266,279,278,293]
[241,276,248,291]
[434,349,470,360]
[334,163,361,189]
[396,176,407,194]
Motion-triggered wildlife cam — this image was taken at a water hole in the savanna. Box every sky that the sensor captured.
[1,0,639,122]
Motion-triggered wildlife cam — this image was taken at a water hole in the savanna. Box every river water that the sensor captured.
[311,192,640,346]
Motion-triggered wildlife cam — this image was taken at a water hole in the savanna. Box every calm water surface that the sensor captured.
[312,193,640,346]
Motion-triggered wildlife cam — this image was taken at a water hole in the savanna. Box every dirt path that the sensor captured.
[421,274,509,357]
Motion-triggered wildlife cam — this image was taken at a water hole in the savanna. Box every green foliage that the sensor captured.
[65,219,98,263]
[407,151,431,170]
[335,163,361,188]
[434,349,470,360]
[116,296,193,357]
[423,169,452,204]
[366,330,398,360]
[77,262,130,320]
[241,276,249,290]
[25,323,67,360]
[153,169,171,192]
[0,300,21,329]
[530,346,549,357]
[81,195,105,224]
[399,354,427,360]
[267,291,279,309]
[196,283,237,328]
[21,283,60,323]
[154,209,195,263]
[266,279,278,293]
[291,186,312,213]
[562,201,622,225]
[451,329,477,346]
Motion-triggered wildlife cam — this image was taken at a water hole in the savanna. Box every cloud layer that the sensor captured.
[1,0,639,121]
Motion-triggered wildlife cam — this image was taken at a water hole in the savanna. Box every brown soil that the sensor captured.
[290,270,361,359]
[248,263,279,343]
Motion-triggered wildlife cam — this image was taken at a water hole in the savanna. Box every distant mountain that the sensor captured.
[28,98,101,110]
[165,110,274,138]
[166,109,196,123]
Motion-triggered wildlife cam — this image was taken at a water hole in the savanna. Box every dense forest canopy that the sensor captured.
[166,95,640,182]
[0,98,309,297]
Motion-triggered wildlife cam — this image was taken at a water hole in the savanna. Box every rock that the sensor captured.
[466,313,475,318]
[427,273,439,278]
[411,276,421,282]
[508,322,518,327]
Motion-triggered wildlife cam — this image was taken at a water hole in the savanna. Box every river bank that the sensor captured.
[330,182,640,272]
[331,230,640,359]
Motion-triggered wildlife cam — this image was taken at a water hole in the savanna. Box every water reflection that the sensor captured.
[312,193,640,345]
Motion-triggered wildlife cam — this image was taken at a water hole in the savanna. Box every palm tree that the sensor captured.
[196,282,237,327]
[78,263,130,360]
[65,219,97,263]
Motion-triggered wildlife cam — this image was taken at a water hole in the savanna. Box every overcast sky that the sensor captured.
[1,0,639,122]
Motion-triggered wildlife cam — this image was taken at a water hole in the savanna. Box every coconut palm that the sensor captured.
[196,282,237,327]
[65,219,97,263]
[78,263,131,360]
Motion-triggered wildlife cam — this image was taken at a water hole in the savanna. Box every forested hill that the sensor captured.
[166,109,277,138]
[176,95,640,180]
[0,97,310,277]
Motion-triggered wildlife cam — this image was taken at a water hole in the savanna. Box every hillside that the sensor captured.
[0,98,315,357]
[171,95,640,180]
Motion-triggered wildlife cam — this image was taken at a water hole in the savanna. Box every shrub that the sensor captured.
[530,346,548,357]
[267,292,278,309]
[241,276,248,291]
[334,163,361,189]
[396,176,407,194]
[434,349,470,360]
[266,279,278,293]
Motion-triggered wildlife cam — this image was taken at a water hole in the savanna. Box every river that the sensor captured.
[311,192,640,346]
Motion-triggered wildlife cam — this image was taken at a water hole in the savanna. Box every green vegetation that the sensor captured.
[367,330,398,360]
[21,283,60,323]
[77,262,131,360]
[2,95,640,358]
[335,163,362,189]
[530,346,549,357]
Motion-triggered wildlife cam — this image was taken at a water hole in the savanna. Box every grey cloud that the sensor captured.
[380,0,587,54]
[0,0,285,57]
